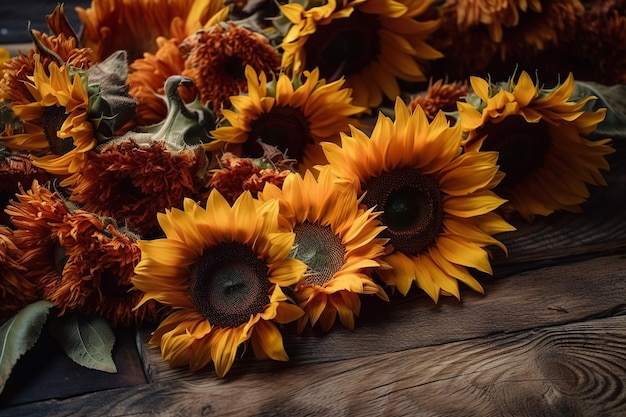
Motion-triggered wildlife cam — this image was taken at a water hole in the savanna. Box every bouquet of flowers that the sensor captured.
[0,0,620,384]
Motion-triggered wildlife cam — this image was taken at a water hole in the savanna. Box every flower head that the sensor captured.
[1,55,96,184]
[180,23,281,113]
[458,71,614,220]
[210,65,365,171]
[132,191,306,377]
[322,99,514,301]
[409,79,470,122]
[5,180,159,327]
[258,167,388,331]
[279,0,442,107]
[0,226,38,324]
[77,0,228,62]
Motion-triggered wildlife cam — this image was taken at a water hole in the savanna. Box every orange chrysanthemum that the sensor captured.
[5,180,159,327]
[209,152,291,204]
[458,71,615,220]
[68,137,212,238]
[409,79,470,122]
[0,144,49,225]
[0,226,38,324]
[180,23,281,114]
[128,37,196,126]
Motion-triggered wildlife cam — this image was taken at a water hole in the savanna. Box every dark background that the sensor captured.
[0,1,91,45]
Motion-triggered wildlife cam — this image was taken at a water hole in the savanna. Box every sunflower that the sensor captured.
[322,98,514,301]
[434,0,584,79]
[279,0,442,108]
[76,0,228,62]
[0,31,93,106]
[132,191,306,377]
[457,71,614,221]
[210,65,365,171]
[258,167,388,332]
[5,180,160,327]
[180,22,282,114]
[1,55,96,184]
[0,226,38,324]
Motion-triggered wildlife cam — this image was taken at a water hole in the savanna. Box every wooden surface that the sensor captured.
[1,94,626,416]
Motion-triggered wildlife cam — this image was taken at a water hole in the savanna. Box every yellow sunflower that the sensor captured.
[132,191,307,377]
[258,167,388,332]
[322,98,514,301]
[76,0,229,62]
[457,71,614,221]
[2,55,96,184]
[210,65,365,171]
[279,0,442,108]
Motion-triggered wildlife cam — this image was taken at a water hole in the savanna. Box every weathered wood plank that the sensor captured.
[136,254,626,383]
[4,314,626,417]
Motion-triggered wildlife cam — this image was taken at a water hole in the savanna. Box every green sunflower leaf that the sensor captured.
[574,81,626,140]
[49,313,117,374]
[0,300,54,393]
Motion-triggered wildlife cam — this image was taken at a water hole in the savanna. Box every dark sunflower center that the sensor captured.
[222,55,246,80]
[304,10,380,80]
[362,167,443,255]
[244,106,311,161]
[42,106,75,155]
[99,269,133,298]
[476,115,550,188]
[190,242,271,328]
[293,223,345,286]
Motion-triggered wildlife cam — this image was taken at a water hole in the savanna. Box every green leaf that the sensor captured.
[574,81,626,141]
[49,313,118,373]
[0,300,54,393]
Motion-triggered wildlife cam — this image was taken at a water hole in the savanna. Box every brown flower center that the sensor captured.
[244,106,311,161]
[476,115,550,188]
[190,242,271,327]
[304,10,380,80]
[293,223,346,286]
[42,106,74,155]
[362,167,443,255]
[99,269,133,298]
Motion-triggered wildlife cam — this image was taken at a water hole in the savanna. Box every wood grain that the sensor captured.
[125,254,626,387]
[4,315,626,417]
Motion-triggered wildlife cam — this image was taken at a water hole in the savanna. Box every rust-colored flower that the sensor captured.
[0,226,38,324]
[128,37,196,127]
[68,137,211,238]
[409,79,470,122]
[181,23,281,114]
[5,180,160,327]
[209,152,291,204]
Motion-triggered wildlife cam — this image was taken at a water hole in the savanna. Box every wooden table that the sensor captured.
[1,93,626,416]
